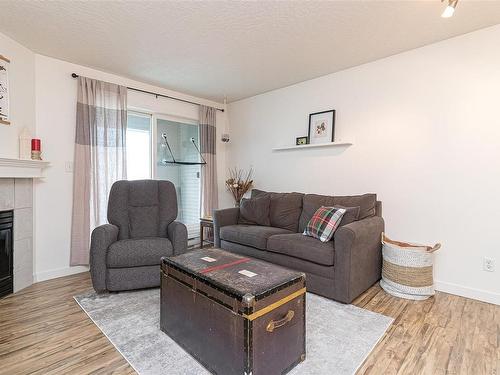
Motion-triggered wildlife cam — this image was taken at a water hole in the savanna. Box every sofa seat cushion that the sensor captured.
[107,237,173,268]
[267,233,335,266]
[220,225,293,250]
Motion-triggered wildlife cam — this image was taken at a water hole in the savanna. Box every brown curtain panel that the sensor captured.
[199,105,218,226]
[70,77,127,266]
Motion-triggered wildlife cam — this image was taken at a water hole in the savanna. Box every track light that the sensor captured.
[441,0,458,18]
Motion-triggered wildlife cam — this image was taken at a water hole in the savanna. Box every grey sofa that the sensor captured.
[214,190,384,303]
[89,180,188,293]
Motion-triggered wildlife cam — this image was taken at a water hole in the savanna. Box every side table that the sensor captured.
[199,216,214,249]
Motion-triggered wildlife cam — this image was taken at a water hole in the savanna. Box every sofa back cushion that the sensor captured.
[251,189,304,232]
[332,193,377,220]
[108,180,178,240]
[128,205,160,238]
[299,193,374,232]
[238,195,271,226]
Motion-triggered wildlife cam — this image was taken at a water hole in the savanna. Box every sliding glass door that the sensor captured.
[155,117,201,239]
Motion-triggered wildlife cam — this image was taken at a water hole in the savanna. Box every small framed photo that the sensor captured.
[308,110,335,145]
[296,136,308,145]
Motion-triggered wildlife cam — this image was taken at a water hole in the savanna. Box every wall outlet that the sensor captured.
[65,161,74,173]
[483,257,495,272]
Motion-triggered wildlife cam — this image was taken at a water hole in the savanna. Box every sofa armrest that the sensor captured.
[333,216,385,303]
[168,221,188,255]
[213,207,239,247]
[90,224,119,293]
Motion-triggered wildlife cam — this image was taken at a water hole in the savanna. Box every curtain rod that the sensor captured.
[71,73,224,112]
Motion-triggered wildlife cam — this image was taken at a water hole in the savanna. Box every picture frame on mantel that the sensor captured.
[0,54,10,126]
[308,109,335,145]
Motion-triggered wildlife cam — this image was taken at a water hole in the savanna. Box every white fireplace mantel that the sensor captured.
[0,157,51,178]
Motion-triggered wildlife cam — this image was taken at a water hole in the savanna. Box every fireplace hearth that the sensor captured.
[0,210,13,298]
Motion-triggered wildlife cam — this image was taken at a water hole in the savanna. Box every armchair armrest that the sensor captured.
[213,207,239,247]
[168,221,188,255]
[333,216,385,303]
[90,224,119,293]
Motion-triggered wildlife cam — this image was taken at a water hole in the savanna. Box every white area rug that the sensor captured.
[75,289,392,375]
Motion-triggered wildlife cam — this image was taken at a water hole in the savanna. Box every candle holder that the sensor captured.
[31,138,42,160]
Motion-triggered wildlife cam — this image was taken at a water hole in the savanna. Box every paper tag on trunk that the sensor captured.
[238,269,257,277]
[201,256,216,262]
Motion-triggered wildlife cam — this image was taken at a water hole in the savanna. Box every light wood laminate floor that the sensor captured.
[0,272,498,374]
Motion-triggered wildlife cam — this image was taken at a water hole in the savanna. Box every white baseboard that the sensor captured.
[34,266,89,283]
[435,280,500,305]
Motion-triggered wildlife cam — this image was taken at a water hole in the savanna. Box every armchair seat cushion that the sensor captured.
[107,237,173,268]
[267,233,335,266]
[220,225,292,250]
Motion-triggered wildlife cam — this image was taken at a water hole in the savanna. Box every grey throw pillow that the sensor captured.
[333,193,377,220]
[238,195,271,226]
[337,206,361,227]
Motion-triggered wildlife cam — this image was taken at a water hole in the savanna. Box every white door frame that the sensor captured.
[127,110,154,179]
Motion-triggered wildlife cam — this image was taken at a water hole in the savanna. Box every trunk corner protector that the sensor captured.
[242,293,255,308]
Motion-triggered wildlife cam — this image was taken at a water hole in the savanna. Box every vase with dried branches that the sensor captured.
[225,168,254,207]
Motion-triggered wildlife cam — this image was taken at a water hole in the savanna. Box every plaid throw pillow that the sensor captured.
[303,206,347,242]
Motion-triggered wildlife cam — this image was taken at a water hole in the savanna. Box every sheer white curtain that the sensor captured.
[70,76,127,266]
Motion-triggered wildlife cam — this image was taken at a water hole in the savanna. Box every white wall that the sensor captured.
[227,25,500,305]
[0,32,35,158]
[34,54,228,281]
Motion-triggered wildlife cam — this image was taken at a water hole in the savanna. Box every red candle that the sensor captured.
[31,139,41,151]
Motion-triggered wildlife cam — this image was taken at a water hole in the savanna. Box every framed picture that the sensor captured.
[296,136,308,145]
[0,54,10,125]
[308,110,335,144]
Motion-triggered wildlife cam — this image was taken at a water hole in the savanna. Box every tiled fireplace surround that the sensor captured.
[0,178,34,292]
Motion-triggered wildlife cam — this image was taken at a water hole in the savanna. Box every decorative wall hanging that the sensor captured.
[0,55,10,125]
[161,133,206,165]
[308,110,335,145]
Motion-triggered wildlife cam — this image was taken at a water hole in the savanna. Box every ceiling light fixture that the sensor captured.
[441,0,458,18]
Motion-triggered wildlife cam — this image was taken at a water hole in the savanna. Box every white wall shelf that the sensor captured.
[0,158,50,178]
[272,140,353,152]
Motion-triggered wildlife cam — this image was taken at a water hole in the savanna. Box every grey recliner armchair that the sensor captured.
[89,179,188,293]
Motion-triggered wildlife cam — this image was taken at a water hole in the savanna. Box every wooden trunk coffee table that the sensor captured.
[160,248,306,375]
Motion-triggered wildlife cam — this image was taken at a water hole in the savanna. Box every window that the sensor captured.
[126,112,152,180]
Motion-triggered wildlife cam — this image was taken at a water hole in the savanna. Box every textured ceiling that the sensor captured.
[1,1,500,102]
